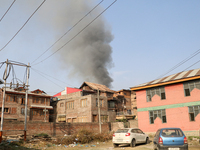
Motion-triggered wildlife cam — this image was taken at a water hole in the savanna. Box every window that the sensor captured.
[78,116,87,122]
[58,115,66,122]
[21,108,25,114]
[184,80,200,96]
[149,109,167,124]
[41,98,45,104]
[0,108,9,113]
[96,99,104,107]
[108,101,115,108]
[188,105,200,121]
[146,87,166,102]
[101,115,108,122]
[33,97,36,103]
[21,98,25,105]
[80,99,87,107]
[60,103,64,107]
[66,101,74,109]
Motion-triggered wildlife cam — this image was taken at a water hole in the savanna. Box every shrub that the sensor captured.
[188,136,200,141]
[35,133,49,138]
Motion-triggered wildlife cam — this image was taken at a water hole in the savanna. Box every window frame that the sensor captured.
[149,109,167,124]
[188,105,200,121]
[146,86,166,102]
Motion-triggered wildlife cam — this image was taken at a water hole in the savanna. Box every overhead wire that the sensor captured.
[0,0,16,22]
[31,67,74,87]
[31,67,64,89]
[156,49,200,79]
[0,0,46,52]
[31,0,104,64]
[32,0,117,66]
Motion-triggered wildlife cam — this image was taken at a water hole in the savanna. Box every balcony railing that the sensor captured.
[116,111,133,116]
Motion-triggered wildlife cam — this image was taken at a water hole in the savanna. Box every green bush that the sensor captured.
[35,133,49,138]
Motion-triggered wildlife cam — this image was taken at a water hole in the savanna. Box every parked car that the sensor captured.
[112,128,149,148]
[153,128,188,150]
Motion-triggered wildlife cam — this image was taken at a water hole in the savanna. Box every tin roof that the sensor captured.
[131,68,200,91]
[80,81,114,93]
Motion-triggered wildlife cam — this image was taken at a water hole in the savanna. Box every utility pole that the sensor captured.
[24,63,30,141]
[0,59,8,143]
[98,89,101,133]
[0,60,30,143]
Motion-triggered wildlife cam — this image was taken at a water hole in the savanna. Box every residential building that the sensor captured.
[55,82,136,123]
[0,87,52,122]
[114,89,135,120]
[130,68,200,135]
[55,82,119,123]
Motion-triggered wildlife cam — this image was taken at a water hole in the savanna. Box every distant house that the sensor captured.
[130,68,200,136]
[0,88,52,122]
[54,82,134,123]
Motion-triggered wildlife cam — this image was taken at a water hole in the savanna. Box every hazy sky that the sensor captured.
[0,0,200,95]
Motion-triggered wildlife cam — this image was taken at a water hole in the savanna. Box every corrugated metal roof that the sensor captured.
[80,82,114,93]
[131,68,200,90]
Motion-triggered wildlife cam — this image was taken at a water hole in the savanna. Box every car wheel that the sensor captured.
[113,143,119,148]
[145,137,149,144]
[130,139,136,147]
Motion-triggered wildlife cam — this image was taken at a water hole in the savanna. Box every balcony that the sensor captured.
[116,111,135,120]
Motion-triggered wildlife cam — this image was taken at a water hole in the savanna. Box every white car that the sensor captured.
[112,128,149,147]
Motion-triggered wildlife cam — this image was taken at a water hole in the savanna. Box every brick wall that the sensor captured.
[2,121,110,137]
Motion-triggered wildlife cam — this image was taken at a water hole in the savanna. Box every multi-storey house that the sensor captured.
[0,87,52,122]
[130,68,200,135]
[55,82,119,123]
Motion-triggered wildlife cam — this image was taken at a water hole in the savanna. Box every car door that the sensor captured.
[131,129,140,143]
[137,129,146,143]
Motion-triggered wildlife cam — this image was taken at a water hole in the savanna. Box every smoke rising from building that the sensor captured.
[1,0,114,88]
[49,0,114,87]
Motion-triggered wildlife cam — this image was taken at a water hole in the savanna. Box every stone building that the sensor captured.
[0,87,52,122]
[55,82,135,123]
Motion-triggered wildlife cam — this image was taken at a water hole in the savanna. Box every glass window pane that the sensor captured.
[161,93,166,100]
[189,107,193,113]
[185,89,190,96]
[190,113,195,121]
[162,116,167,123]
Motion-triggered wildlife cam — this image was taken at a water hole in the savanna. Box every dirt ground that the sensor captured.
[9,140,199,150]
[1,138,200,150]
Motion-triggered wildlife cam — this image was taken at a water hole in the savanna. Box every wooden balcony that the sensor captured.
[116,111,135,120]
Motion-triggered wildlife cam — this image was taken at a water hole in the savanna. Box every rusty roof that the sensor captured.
[131,68,200,91]
[80,81,114,93]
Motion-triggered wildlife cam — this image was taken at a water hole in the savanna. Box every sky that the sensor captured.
[0,0,200,96]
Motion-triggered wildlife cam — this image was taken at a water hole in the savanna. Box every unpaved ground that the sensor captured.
[22,140,200,150]
[1,138,199,150]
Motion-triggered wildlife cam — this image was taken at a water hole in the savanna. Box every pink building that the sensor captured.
[131,68,200,136]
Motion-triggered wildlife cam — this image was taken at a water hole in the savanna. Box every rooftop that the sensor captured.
[131,68,200,91]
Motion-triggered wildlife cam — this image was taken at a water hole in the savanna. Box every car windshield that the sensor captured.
[115,129,129,133]
[161,129,183,137]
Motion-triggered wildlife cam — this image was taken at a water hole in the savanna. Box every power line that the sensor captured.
[156,49,200,79]
[183,59,200,72]
[31,67,65,89]
[31,0,104,64]
[0,0,16,22]
[31,67,74,87]
[0,0,46,52]
[32,0,117,66]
